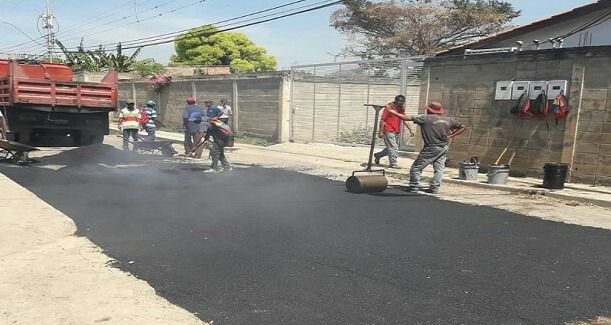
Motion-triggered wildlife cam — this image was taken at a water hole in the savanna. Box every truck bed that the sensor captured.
[0,60,117,110]
[0,78,116,110]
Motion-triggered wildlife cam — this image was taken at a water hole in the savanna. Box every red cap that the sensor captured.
[186,96,196,104]
[426,101,444,114]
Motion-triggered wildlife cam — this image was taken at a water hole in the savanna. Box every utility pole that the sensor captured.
[40,0,56,62]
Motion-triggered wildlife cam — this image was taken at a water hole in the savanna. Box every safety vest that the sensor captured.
[120,108,140,130]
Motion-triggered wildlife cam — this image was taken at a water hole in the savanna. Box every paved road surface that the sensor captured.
[2,144,610,324]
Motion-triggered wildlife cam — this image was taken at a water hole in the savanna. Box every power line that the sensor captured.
[526,8,611,49]
[60,0,341,52]
[0,0,141,52]
[6,0,186,53]
[55,0,148,36]
[56,0,186,43]
[0,20,46,48]
[120,0,343,50]
[75,0,327,49]
[90,0,310,48]
[123,0,336,48]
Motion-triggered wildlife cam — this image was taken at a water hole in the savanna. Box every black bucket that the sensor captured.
[542,163,569,190]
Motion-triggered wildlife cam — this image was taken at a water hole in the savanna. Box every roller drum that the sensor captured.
[345,175,388,193]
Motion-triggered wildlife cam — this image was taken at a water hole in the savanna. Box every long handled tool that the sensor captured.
[162,138,210,173]
[345,104,388,193]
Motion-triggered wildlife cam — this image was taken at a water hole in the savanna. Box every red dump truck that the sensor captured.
[0,59,118,145]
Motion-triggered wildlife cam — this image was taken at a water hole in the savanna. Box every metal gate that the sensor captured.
[290,57,424,150]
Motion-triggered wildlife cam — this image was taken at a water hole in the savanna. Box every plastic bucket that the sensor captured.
[542,163,569,190]
[487,164,510,185]
[459,161,479,181]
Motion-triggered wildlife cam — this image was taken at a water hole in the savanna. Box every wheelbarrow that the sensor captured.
[132,139,179,157]
[116,134,178,157]
[0,139,38,165]
[345,104,388,193]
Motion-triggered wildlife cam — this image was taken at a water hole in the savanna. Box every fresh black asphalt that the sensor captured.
[2,144,611,324]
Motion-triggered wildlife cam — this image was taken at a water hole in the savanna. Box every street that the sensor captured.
[1,139,610,324]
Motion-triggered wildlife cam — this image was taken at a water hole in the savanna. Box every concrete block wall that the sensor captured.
[571,55,611,184]
[118,72,287,140]
[290,80,420,144]
[421,46,611,184]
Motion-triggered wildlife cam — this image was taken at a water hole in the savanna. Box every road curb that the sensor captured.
[385,170,611,208]
[150,131,611,209]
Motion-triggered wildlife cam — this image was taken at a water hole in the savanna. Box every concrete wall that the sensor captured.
[164,65,231,77]
[118,72,289,140]
[290,80,421,145]
[421,46,611,184]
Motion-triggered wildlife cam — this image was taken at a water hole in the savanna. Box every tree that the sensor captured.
[105,43,141,72]
[171,25,277,73]
[132,58,165,77]
[331,0,520,57]
[56,40,141,72]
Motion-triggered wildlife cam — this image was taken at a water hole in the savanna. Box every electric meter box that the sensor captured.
[511,81,530,100]
[495,81,513,100]
[547,80,568,98]
[529,81,548,99]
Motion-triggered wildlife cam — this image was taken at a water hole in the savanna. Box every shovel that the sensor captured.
[161,138,209,173]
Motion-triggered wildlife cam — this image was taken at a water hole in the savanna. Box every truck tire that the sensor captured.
[72,131,90,146]
[90,135,104,144]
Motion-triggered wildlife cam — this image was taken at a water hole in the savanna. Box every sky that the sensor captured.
[0,0,598,68]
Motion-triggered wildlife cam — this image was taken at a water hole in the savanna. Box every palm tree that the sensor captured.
[55,40,141,73]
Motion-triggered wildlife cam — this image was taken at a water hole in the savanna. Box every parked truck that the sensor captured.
[0,59,118,145]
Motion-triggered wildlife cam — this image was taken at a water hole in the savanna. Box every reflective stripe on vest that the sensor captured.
[121,108,140,129]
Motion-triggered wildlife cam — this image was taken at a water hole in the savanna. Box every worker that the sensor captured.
[204,100,222,119]
[373,95,415,168]
[0,108,6,139]
[118,100,141,151]
[141,100,158,141]
[188,111,207,159]
[204,118,232,172]
[219,99,232,125]
[386,101,466,193]
[182,96,205,156]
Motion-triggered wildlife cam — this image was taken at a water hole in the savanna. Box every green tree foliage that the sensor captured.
[171,25,277,73]
[132,58,166,77]
[56,40,142,72]
[331,0,520,57]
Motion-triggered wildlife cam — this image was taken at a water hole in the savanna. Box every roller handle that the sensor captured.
[352,169,386,176]
[363,104,385,171]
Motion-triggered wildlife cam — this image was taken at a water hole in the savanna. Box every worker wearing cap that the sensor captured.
[205,118,232,172]
[387,101,466,193]
[373,95,415,168]
[142,100,158,141]
[182,96,205,156]
[204,100,222,119]
[219,99,232,125]
[118,101,141,151]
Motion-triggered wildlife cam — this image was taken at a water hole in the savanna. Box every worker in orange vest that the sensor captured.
[118,100,141,151]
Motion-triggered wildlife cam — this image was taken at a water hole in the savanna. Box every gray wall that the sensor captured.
[118,72,287,140]
[466,7,611,51]
[421,46,611,184]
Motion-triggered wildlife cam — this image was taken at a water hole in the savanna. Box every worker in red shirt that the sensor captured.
[373,95,415,168]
